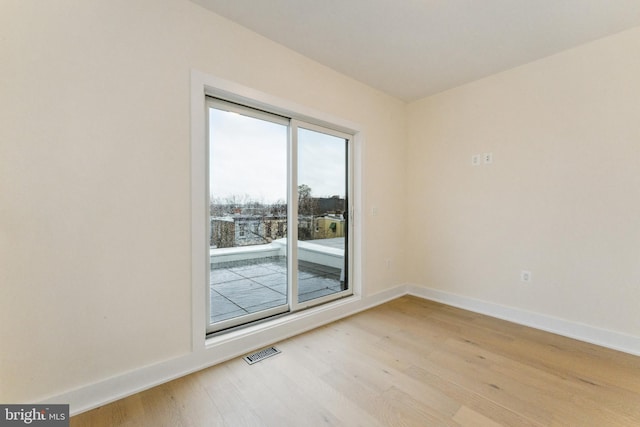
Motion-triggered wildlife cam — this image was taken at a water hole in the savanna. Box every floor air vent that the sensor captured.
[243,346,281,365]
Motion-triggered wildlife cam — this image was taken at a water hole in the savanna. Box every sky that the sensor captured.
[209,108,346,204]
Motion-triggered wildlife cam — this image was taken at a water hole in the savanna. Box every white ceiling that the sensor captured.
[192,0,640,101]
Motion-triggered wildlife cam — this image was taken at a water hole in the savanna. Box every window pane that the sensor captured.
[297,127,348,303]
[209,107,288,327]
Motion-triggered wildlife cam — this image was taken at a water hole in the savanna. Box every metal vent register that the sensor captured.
[243,346,281,364]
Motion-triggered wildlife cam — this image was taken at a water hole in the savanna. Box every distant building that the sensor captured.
[211,215,287,248]
[210,197,346,247]
[298,215,314,240]
[313,214,346,239]
[210,216,235,248]
[314,196,345,216]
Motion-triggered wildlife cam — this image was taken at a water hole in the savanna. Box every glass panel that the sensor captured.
[297,127,348,303]
[208,106,289,328]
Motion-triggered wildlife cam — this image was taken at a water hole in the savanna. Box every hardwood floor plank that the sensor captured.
[402,364,541,427]
[267,343,385,426]
[376,386,458,426]
[71,296,640,426]
[453,406,504,427]
[196,363,264,426]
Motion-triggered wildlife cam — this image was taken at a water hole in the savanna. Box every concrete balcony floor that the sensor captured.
[210,256,344,324]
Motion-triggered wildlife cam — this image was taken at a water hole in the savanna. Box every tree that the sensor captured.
[298,184,317,216]
[269,199,287,216]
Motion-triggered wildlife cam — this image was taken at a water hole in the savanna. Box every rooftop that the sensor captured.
[210,238,346,325]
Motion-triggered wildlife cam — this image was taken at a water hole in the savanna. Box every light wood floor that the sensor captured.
[71,296,640,426]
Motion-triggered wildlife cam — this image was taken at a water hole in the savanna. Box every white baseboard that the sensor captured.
[44,286,406,416]
[43,283,639,416]
[407,284,640,357]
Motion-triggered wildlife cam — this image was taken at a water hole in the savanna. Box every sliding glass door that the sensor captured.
[207,99,352,333]
[294,124,349,306]
[207,101,289,332]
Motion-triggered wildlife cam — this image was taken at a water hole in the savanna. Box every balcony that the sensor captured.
[210,238,345,324]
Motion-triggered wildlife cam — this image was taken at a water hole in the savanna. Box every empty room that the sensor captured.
[2,1,639,425]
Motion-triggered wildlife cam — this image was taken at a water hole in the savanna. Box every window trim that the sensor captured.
[191,69,363,348]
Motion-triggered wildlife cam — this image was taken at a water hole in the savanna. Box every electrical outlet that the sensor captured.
[520,270,532,283]
[471,154,481,166]
[386,259,392,270]
[483,152,493,164]
[371,206,378,216]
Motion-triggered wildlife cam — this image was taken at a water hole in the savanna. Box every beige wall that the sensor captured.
[406,27,640,337]
[0,0,406,402]
[5,0,639,407]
